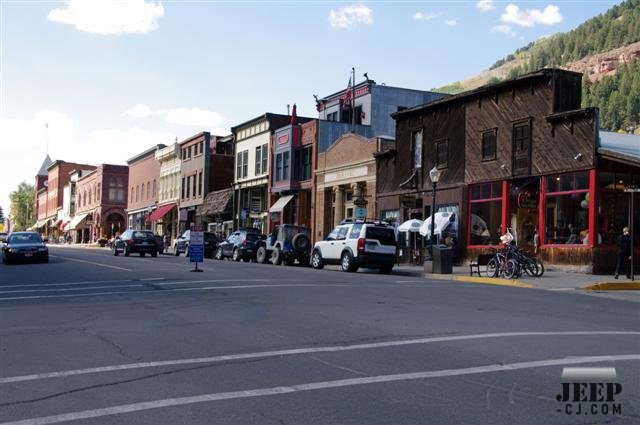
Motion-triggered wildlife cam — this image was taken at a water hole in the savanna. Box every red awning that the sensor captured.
[146,203,176,222]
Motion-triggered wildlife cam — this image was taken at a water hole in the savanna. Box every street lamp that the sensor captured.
[429,166,441,259]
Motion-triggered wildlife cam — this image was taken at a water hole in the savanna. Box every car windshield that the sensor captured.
[365,227,396,245]
[133,231,154,239]
[9,233,42,244]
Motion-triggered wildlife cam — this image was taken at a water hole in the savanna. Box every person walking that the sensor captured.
[614,226,632,279]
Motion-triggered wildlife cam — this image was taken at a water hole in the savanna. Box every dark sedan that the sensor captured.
[173,230,219,258]
[215,230,266,262]
[112,229,159,257]
[2,232,49,264]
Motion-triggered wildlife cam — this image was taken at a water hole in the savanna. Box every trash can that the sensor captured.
[432,245,453,274]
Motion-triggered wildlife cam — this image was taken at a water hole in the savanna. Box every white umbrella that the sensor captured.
[398,219,424,233]
[419,212,453,237]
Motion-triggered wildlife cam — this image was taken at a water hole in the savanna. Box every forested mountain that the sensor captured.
[437,0,640,132]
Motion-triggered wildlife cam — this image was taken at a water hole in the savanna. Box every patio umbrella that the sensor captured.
[419,212,455,239]
[398,219,424,232]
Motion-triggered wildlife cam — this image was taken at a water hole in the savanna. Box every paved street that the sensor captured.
[1,247,639,425]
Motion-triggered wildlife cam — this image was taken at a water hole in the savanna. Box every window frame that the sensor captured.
[467,181,504,248]
[435,138,449,169]
[481,128,497,162]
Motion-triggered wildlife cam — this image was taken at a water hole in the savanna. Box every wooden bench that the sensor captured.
[469,254,494,276]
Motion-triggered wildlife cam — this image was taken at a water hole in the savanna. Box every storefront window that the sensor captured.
[544,171,589,245]
[469,182,502,246]
[599,172,640,245]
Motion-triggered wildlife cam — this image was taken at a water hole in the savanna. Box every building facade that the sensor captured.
[315,133,394,240]
[152,142,181,246]
[126,144,165,230]
[377,68,639,272]
[232,114,309,233]
[73,164,128,243]
[178,132,234,233]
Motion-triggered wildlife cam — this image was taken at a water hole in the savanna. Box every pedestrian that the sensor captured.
[614,226,632,279]
[164,234,170,254]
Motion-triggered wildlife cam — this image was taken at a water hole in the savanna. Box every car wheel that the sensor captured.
[256,246,268,264]
[232,248,241,262]
[174,245,180,256]
[271,247,282,265]
[140,252,145,257]
[379,264,393,274]
[124,249,130,257]
[151,251,158,258]
[341,251,357,272]
[311,250,324,269]
[215,247,224,260]
[112,245,119,256]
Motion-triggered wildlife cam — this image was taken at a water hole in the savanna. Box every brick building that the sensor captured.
[73,164,128,243]
[315,133,394,241]
[126,144,165,230]
[178,132,234,233]
[151,143,181,246]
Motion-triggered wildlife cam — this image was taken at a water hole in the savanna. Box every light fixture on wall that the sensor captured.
[574,152,583,161]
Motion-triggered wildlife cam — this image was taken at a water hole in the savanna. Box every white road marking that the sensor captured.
[0,279,136,289]
[0,283,350,301]
[140,278,165,281]
[1,331,637,384]
[49,256,132,272]
[0,285,145,294]
[2,354,638,425]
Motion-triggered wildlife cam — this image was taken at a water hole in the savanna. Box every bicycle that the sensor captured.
[486,247,520,279]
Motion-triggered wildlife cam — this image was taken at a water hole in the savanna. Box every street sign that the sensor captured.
[355,207,367,219]
[189,224,204,271]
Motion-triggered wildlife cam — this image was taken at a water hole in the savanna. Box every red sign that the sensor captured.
[278,134,289,144]
[517,191,538,209]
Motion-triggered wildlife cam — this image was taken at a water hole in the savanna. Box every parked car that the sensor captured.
[215,229,266,262]
[112,229,159,257]
[0,232,8,243]
[173,230,219,258]
[1,232,49,264]
[255,224,311,265]
[311,220,397,273]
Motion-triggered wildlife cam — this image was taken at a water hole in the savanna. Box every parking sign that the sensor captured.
[189,224,204,264]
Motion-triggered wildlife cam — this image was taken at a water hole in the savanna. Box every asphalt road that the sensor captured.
[1,246,639,425]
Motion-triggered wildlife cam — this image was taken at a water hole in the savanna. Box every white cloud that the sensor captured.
[413,12,440,21]
[445,19,457,26]
[492,24,516,37]
[0,110,178,217]
[124,104,153,118]
[163,107,224,128]
[47,0,164,35]
[329,4,373,29]
[477,0,495,12]
[500,4,563,28]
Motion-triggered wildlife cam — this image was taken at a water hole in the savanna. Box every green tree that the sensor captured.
[9,182,35,231]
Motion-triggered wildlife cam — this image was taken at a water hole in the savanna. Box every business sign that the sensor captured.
[517,191,538,209]
[355,207,367,219]
[189,224,204,263]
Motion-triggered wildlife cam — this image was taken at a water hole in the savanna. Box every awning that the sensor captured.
[68,213,89,230]
[202,188,233,215]
[146,203,176,222]
[598,131,640,166]
[60,218,71,231]
[33,219,49,229]
[269,194,295,212]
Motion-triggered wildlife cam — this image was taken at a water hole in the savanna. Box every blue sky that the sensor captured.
[0,0,620,216]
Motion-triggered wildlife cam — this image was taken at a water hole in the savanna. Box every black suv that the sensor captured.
[255,224,311,265]
[173,230,219,258]
[215,229,265,262]
[112,229,159,257]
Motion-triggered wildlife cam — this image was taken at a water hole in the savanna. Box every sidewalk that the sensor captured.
[393,264,640,291]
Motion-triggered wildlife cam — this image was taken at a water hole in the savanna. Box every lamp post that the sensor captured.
[429,166,441,259]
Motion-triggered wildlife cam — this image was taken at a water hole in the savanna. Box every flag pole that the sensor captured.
[351,67,355,132]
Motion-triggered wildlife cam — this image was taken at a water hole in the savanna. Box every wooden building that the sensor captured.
[377,68,639,272]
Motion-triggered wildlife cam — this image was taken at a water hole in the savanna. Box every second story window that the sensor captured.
[261,144,268,175]
[181,177,185,199]
[198,172,203,197]
[283,151,290,180]
[412,130,422,170]
[482,129,497,161]
[236,150,249,179]
[436,139,449,169]
[276,153,283,181]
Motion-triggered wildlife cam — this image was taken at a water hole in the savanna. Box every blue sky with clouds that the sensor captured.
[0,0,620,216]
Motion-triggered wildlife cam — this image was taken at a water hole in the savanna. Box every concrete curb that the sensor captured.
[423,273,532,288]
[581,282,640,291]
